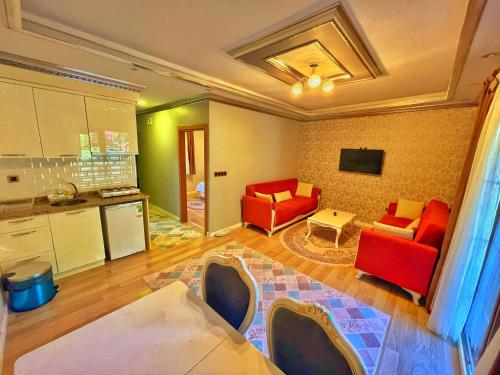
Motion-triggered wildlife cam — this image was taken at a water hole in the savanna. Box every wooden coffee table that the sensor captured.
[306,209,356,248]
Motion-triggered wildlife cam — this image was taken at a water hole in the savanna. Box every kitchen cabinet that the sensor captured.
[0,81,43,158]
[50,207,105,273]
[85,97,138,155]
[33,88,90,158]
[0,214,58,275]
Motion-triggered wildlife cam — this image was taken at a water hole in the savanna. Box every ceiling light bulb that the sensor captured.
[291,82,303,95]
[137,99,147,106]
[308,73,321,88]
[322,80,334,93]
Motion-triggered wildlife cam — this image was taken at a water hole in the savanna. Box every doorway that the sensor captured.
[178,125,208,234]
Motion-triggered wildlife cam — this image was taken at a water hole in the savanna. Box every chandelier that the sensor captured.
[291,63,335,95]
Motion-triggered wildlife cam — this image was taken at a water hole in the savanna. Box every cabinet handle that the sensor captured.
[17,255,41,264]
[65,210,86,215]
[59,154,79,157]
[8,218,35,224]
[1,153,26,157]
[11,230,36,238]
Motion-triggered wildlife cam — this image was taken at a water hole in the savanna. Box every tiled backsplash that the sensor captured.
[0,156,137,201]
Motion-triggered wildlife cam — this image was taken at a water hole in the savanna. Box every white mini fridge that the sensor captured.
[101,202,145,260]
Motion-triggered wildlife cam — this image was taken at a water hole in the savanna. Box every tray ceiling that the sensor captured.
[229,4,381,87]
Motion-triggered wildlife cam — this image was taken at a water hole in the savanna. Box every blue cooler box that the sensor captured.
[1,261,58,312]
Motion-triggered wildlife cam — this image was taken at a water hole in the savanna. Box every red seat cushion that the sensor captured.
[274,200,302,226]
[379,214,412,228]
[292,196,318,215]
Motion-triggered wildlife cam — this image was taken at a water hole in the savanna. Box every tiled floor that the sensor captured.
[144,241,390,374]
[149,205,202,249]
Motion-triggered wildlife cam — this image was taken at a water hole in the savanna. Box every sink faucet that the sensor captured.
[66,182,79,198]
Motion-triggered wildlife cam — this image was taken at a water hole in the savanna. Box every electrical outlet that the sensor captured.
[214,171,227,177]
[7,175,19,183]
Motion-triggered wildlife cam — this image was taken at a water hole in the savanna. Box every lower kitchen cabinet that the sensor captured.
[49,207,105,273]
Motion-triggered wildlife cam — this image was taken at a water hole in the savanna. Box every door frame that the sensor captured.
[177,124,208,234]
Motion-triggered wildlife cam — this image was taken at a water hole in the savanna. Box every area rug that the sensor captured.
[143,241,389,374]
[149,205,202,249]
[187,199,205,210]
[280,221,360,266]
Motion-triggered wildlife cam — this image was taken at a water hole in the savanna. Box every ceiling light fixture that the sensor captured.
[137,99,147,106]
[291,63,335,95]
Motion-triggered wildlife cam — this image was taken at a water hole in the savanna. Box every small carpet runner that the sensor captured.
[143,241,389,374]
[149,205,202,249]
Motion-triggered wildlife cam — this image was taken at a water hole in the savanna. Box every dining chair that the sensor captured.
[267,297,367,375]
[201,255,259,334]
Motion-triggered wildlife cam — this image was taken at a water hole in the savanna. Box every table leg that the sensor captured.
[335,228,341,249]
[306,220,312,239]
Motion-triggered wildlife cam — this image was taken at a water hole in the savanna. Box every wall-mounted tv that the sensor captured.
[339,149,384,175]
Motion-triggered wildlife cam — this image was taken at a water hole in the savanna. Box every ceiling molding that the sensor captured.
[0,51,145,92]
[307,99,478,121]
[136,91,476,122]
[136,94,209,115]
[446,0,487,100]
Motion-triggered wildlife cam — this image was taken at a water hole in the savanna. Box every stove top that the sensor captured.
[98,186,140,198]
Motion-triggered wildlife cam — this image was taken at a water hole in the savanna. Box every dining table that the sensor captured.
[14,280,283,375]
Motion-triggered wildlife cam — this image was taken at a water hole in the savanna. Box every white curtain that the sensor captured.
[427,76,500,340]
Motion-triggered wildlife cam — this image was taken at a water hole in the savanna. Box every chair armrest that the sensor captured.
[355,228,439,296]
[312,187,321,199]
[242,196,274,230]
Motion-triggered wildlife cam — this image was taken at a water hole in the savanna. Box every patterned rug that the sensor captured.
[280,221,360,266]
[149,205,202,249]
[187,199,205,210]
[143,241,389,374]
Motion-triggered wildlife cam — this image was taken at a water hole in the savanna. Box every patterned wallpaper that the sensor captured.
[298,107,477,223]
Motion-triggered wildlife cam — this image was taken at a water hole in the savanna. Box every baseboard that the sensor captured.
[149,203,179,220]
[207,222,243,237]
[0,300,8,374]
[54,260,105,280]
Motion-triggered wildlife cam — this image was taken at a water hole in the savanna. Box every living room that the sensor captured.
[0,1,498,375]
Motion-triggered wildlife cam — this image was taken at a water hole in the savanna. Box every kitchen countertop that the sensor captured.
[0,191,149,221]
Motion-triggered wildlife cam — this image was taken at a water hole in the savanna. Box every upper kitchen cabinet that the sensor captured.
[33,89,90,159]
[0,82,43,158]
[85,97,138,155]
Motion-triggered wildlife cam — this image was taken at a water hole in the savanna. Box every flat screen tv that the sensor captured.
[339,149,384,175]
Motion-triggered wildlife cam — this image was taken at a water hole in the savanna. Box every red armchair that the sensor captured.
[354,199,450,305]
[242,178,320,237]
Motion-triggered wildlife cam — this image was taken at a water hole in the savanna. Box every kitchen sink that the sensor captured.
[51,198,88,207]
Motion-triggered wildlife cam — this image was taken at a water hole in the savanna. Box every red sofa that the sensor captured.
[354,199,450,305]
[242,178,320,237]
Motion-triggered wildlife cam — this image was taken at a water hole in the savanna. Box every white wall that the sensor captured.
[208,102,300,232]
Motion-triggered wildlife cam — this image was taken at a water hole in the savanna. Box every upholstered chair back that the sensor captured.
[201,255,258,334]
[267,297,367,375]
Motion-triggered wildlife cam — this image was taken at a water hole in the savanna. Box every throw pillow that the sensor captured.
[405,218,421,231]
[255,192,273,203]
[296,182,313,197]
[274,190,292,203]
[395,198,425,220]
[373,221,414,240]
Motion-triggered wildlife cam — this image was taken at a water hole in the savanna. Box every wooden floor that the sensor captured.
[3,226,459,375]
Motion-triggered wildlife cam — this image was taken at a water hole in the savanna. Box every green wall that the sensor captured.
[137,101,208,216]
